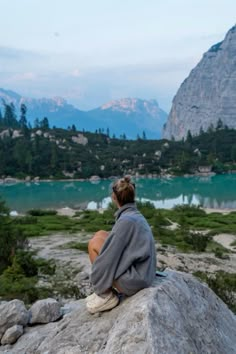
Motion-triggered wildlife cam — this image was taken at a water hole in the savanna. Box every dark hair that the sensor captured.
[112,175,135,206]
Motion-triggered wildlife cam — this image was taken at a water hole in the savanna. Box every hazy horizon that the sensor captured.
[1,0,236,112]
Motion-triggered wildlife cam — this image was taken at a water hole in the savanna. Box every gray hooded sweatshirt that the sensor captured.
[91,203,156,296]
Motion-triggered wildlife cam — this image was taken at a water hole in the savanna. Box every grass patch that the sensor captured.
[62,241,89,253]
[11,203,236,254]
[14,214,84,237]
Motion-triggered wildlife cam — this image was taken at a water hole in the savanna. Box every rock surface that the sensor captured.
[1,325,23,345]
[29,298,61,324]
[0,300,29,340]
[1,271,235,354]
[163,25,236,140]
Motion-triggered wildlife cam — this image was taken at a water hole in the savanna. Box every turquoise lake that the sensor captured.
[0,174,236,213]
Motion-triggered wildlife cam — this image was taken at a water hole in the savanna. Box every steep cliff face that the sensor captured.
[163,25,236,140]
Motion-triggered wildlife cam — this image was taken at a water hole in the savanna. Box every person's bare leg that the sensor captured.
[87,230,122,306]
[88,230,109,264]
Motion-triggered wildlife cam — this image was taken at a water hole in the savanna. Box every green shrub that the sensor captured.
[0,199,27,274]
[63,241,89,253]
[214,248,224,259]
[173,204,206,217]
[183,232,211,252]
[34,258,56,275]
[0,265,38,304]
[194,271,236,314]
[14,250,38,277]
[27,209,57,216]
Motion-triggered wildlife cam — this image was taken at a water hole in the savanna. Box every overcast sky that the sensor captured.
[0,0,235,111]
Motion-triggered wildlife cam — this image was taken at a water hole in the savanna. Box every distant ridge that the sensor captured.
[0,89,167,139]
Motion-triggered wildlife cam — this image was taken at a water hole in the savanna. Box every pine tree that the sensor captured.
[19,104,27,128]
[19,104,29,136]
[186,130,193,143]
[216,118,223,130]
[34,118,40,128]
[0,198,25,273]
[0,107,2,126]
[40,117,49,129]
[3,102,18,128]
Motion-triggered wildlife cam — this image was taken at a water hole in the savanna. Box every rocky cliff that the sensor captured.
[1,271,235,354]
[163,25,236,140]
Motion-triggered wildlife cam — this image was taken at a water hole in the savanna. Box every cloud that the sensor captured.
[6,72,38,82]
[71,69,82,78]
[0,46,42,61]
[0,54,196,112]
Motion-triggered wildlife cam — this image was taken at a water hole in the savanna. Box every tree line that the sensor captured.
[0,101,236,179]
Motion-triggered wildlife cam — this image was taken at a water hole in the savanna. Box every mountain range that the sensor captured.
[0,89,167,139]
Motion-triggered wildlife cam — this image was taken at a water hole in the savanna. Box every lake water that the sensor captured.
[0,174,236,213]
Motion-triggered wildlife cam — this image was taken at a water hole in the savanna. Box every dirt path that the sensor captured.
[29,233,93,298]
[213,234,236,251]
[30,233,91,273]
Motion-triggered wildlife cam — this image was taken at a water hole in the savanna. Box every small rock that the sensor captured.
[1,325,23,345]
[29,298,61,324]
[0,300,29,340]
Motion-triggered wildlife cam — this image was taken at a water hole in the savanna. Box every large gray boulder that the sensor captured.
[0,300,29,340]
[0,271,235,354]
[29,298,61,324]
[163,25,236,140]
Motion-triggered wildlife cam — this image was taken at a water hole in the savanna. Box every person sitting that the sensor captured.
[86,175,157,314]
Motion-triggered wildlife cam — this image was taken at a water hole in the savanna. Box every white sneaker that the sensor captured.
[85,292,96,303]
[86,291,119,314]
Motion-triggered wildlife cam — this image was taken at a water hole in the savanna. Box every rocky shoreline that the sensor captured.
[2,170,235,185]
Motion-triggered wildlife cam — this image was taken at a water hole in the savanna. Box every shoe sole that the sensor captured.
[87,296,119,314]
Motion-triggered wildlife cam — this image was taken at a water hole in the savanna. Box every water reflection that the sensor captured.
[0,174,236,212]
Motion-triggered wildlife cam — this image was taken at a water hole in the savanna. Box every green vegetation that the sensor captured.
[0,198,27,273]
[27,209,58,216]
[1,102,236,179]
[14,212,83,237]
[0,249,55,304]
[1,198,235,305]
[194,271,236,314]
[0,198,81,303]
[62,241,89,253]
[11,202,235,254]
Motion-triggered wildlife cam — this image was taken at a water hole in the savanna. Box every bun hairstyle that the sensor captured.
[112,175,135,206]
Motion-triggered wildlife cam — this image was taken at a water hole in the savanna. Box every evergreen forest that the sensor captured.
[1,102,236,179]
